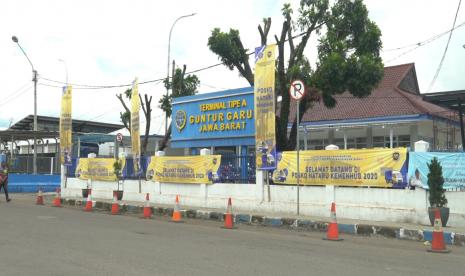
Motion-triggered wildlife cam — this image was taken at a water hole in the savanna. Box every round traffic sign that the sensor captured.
[289,80,306,100]
[116,133,123,142]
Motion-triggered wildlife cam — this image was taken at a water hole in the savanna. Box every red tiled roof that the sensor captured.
[291,63,453,123]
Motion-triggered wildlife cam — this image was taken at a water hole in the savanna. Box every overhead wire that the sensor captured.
[37,30,310,90]
[0,82,32,104]
[427,0,462,92]
[383,20,465,52]
[27,18,465,91]
[0,84,33,108]
[384,21,465,64]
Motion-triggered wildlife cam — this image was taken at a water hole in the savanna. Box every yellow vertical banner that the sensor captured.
[59,86,72,165]
[131,78,141,175]
[254,44,277,170]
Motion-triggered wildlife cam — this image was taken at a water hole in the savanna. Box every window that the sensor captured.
[373,136,385,147]
[398,135,410,147]
[356,137,367,149]
[373,135,409,148]
[309,139,325,150]
[334,138,344,149]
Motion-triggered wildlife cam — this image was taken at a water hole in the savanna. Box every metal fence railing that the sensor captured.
[218,154,256,183]
[10,156,60,175]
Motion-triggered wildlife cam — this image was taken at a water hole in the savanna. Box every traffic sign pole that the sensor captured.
[289,79,305,216]
[297,99,300,215]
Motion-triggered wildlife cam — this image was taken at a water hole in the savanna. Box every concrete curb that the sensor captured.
[61,198,464,247]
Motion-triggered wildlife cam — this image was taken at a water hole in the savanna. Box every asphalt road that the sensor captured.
[0,196,464,276]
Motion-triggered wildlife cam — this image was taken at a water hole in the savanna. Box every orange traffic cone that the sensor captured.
[36,187,44,205]
[427,208,450,253]
[84,189,93,212]
[171,195,183,223]
[323,202,343,241]
[142,193,152,219]
[52,188,62,207]
[222,197,236,229]
[111,191,119,215]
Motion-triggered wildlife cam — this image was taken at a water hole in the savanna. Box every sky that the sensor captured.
[1,0,465,134]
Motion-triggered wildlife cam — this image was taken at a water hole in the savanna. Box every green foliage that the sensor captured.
[119,111,130,129]
[427,157,448,207]
[159,67,200,118]
[208,28,248,71]
[312,0,384,106]
[124,88,132,99]
[207,0,384,150]
[113,159,122,177]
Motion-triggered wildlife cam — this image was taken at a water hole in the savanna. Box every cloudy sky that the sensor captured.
[1,0,465,133]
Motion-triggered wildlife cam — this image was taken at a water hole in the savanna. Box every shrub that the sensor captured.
[427,157,447,207]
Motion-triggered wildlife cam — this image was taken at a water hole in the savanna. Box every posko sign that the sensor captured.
[171,88,255,147]
[273,148,408,187]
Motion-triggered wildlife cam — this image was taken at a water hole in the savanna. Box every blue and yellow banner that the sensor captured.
[254,44,277,170]
[59,86,72,166]
[408,152,465,190]
[146,155,221,184]
[273,148,408,187]
[75,158,126,181]
[131,78,141,175]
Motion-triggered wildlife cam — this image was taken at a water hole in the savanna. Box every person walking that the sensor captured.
[0,161,11,202]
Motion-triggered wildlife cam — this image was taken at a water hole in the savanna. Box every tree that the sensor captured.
[208,0,384,151]
[158,63,200,150]
[116,89,153,155]
[427,157,447,207]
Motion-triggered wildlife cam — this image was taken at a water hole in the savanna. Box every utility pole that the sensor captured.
[12,35,38,174]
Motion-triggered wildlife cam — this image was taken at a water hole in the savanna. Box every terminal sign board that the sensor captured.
[171,87,255,148]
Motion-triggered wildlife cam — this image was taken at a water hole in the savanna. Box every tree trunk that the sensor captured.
[159,122,172,151]
[139,94,152,156]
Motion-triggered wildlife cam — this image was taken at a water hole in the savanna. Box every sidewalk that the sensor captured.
[11,193,465,247]
[63,195,465,247]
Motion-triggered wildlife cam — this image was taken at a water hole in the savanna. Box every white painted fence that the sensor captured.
[61,176,465,227]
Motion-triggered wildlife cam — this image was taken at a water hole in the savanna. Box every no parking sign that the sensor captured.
[289,80,306,100]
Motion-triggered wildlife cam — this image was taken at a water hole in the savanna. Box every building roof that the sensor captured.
[289,63,455,125]
[9,115,124,134]
[423,90,465,111]
[0,130,59,142]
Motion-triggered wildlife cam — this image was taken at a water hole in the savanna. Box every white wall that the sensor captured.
[62,178,465,227]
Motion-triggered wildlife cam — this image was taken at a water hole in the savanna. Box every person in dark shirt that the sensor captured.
[0,161,11,202]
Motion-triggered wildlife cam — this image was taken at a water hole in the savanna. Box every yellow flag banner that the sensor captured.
[131,78,141,175]
[273,148,408,187]
[254,44,277,170]
[59,86,72,165]
[146,155,222,184]
[75,158,126,181]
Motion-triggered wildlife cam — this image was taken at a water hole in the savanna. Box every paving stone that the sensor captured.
[263,217,283,227]
[373,226,398,238]
[251,215,264,224]
[281,218,296,227]
[209,212,223,221]
[357,224,374,235]
[186,209,197,218]
[235,214,251,224]
[338,223,357,234]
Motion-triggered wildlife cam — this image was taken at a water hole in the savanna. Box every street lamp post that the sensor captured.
[165,13,196,134]
[12,35,38,174]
